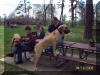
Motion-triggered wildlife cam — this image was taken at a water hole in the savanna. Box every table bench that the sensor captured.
[41,52,97,66]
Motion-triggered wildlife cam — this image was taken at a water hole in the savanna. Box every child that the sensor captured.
[38,27,45,39]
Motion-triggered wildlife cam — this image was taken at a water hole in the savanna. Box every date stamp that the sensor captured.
[76,66,94,71]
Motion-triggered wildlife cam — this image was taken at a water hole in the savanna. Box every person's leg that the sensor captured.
[16,44,23,62]
[12,48,17,54]
[21,44,32,51]
[57,38,64,48]
[16,44,32,61]
[6,48,17,57]
[10,44,23,63]
[45,46,53,54]
[16,44,33,63]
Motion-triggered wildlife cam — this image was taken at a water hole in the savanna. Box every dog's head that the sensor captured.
[58,24,70,34]
[12,34,21,44]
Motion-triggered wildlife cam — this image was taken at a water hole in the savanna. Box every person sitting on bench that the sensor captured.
[7,26,36,64]
[45,17,64,54]
[37,27,45,39]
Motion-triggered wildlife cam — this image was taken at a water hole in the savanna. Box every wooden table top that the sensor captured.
[63,41,96,51]
[36,40,97,52]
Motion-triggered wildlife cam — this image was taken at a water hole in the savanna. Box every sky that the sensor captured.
[0,0,99,19]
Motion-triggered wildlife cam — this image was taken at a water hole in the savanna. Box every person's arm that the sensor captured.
[38,32,44,39]
[20,36,26,42]
[24,36,35,45]
[47,25,53,35]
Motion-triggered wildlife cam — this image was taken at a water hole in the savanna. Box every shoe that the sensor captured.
[45,51,53,55]
[29,57,34,62]
[6,53,14,57]
[15,61,23,64]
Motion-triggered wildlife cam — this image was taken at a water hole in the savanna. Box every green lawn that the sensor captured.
[0,26,4,58]
[0,25,96,73]
[4,25,91,54]
[4,25,96,57]
[0,26,4,74]
[65,26,89,43]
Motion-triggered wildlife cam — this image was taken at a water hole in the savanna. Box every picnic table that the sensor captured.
[34,40,99,66]
[63,41,97,60]
[24,39,99,70]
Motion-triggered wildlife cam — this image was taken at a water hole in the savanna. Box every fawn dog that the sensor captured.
[33,24,70,71]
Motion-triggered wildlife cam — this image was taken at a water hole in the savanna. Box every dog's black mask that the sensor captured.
[58,26,70,34]
[64,29,70,34]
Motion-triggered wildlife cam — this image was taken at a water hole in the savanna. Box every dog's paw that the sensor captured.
[54,52,57,56]
[33,67,38,71]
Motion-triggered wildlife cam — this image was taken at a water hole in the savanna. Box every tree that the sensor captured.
[50,0,54,20]
[60,0,64,22]
[43,3,47,26]
[77,0,85,26]
[15,1,32,17]
[96,1,100,29]
[69,0,77,27]
[62,14,67,23]
[71,0,76,27]
[96,1,100,43]
[43,0,55,26]
[34,3,55,26]
[84,0,94,39]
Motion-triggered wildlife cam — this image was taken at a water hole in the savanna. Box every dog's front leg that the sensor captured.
[53,43,57,56]
[14,54,16,63]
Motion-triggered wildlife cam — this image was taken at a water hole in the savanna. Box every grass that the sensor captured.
[64,26,90,43]
[0,25,96,73]
[0,26,4,58]
[4,25,91,54]
[5,25,96,57]
[0,26,4,74]
[0,26,36,74]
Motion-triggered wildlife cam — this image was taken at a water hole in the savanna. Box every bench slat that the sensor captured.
[42,52,97,66]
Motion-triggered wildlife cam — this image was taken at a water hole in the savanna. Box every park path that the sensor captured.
[0,52,96,71]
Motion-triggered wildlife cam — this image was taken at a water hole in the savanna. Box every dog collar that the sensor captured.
[57,29,62,34]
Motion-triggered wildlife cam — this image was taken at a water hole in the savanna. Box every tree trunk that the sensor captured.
[81,12,84,26]
[50,0,53,19]
[74,9,77,25]
[60,0,64,22]
[71,0,74,27]
[84,0,94,39]
[51,4,53,19]
[44,4,46,26]
[24,0,26,13]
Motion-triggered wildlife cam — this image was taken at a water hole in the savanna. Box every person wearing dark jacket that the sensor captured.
[38,27,45,39]
[45,17,64,54]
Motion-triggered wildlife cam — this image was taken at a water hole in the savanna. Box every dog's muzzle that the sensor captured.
[64,29,70,34]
